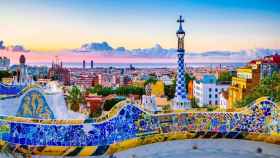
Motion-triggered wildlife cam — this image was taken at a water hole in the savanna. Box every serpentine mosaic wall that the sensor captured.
[16,90,55,119]
[0,84,55,119]
[0,97,279,156]
[0,83,25,96]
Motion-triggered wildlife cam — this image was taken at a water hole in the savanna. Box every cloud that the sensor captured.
[6,45,29,52]
[75,41,280,61]
[80,41,113,52]
[115,47,126,52]
[130,44,175,57]
[0,40,29,52]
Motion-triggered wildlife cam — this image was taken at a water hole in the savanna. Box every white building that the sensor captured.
[219,91,228,109]
[159,75,173,85]
[14,55,33,85]
[142,95,159,113]
[193,75,229,107]
[0,56,10,70]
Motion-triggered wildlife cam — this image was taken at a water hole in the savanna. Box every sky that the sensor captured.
[0,0,280,52]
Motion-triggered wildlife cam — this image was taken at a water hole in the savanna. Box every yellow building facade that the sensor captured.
[132,80,145,88]
[228,66,260,109]
[151,81,165,97]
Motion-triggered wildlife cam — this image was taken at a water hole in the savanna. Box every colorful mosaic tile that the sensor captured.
[0,97,278,156]
[16,90,55,119]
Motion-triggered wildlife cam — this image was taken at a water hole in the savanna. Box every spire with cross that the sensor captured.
[176,15,186,52]
[173,15,190,110]
[177,15,185,34]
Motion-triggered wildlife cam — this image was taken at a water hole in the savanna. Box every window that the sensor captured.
[209,88,212,92]
[209,94,212,98]
[215,100,218,105]
[209,101,212,105]
[215,88,218,92]
[215,94,218,98]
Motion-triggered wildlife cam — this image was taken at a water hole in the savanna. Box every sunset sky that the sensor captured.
[0,0,280,52]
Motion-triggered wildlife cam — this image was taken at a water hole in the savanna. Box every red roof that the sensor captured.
[85,96,103,101]
[250,54,280,65]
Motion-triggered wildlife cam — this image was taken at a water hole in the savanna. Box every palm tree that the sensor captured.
[67,86,85,112]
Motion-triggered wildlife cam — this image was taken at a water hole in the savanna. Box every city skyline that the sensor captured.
[0,0,280,52]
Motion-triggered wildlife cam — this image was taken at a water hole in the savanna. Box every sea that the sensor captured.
[30,62,246,69]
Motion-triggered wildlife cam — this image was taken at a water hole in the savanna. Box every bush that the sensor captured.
[164,80,176,100]
[0,70,12,80]
[103,98,124,111]
[144,76,158,86]
[90,108,102,118]
[191,98,199,108]
[67,86,85,112]
[218,71,233,82]
[88,85,144,97]
[207,106,217,112]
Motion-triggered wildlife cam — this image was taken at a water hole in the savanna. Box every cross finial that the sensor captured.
[177,15,184,25]
[176,15,185,34]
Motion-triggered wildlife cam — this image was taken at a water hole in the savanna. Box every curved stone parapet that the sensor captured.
[0,83,41,100]
[0,97,279,156]
[0,83,26,96]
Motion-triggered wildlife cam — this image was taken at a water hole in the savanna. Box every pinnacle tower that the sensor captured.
[173,15,190,110]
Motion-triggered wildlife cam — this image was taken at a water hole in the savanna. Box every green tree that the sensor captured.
[115,86,127,96]
[88,85,144,97]
[88,85,113,96]
[88,84,102,94]
[129,86,145,96]
[144,76,158,86]
[67,86,85,112]
[164,79,176,100]
[207,106,217,112]
[218,71,233,82]
[0,70,12,81]
[191,98,199,108]
[99,87,114,96]
[115,86,144,96]
[235,72,280,107]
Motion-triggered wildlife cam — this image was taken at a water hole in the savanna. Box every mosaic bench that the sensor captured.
[0,97,279,156]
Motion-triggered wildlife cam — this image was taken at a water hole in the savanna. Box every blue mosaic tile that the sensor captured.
[0,83,25,95]
[0,100,278,147]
